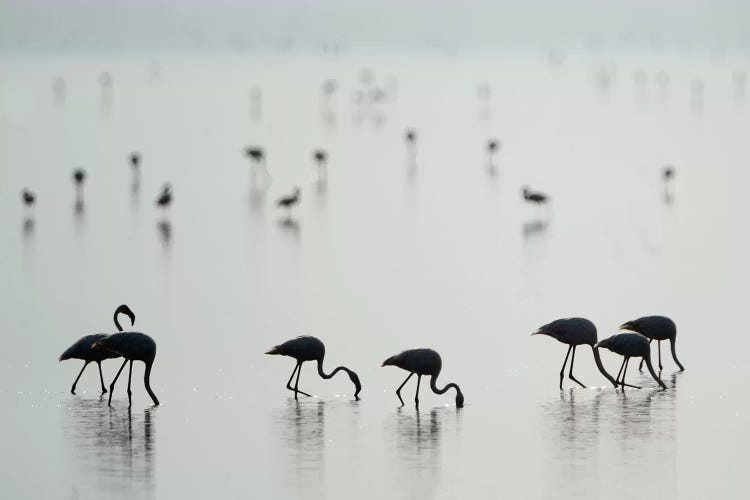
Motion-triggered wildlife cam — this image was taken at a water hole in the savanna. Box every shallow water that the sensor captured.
[1,50,748,499]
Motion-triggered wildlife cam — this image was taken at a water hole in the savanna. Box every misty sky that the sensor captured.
[2,0,749,52]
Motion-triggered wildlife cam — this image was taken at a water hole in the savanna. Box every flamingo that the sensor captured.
[381,348,464,407]
[155,183,172,209]
[130,153,141,170]
[58,304,134,394]
[620,315,684,372]
[487,139,499,155]
[94,331,160,407]
[405,128,417,144]
[596,333,667,389]
[72,168,86,200]
[522,186,548,205]
[313,149,327,168]
[265,336,361,400]
[277,187,300,213]
[244,147,265,165]
[21,189,36,208]
[532,318,618,389]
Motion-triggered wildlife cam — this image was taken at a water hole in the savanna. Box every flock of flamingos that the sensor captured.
[20,69,685,409]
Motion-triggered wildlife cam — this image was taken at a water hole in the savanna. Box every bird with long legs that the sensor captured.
[313,149,328,181]
[662,165,675,202]
[277,187,300,216]
[155,183,172,210]
[486,139,500,174]
[59,304,135,395]
[381,348,464,407]
[596,333,667,390]
[72,168,87,211]
[21,188,36,211]
[619,315,684,372]
[94,329,160,407]
[265,336,361,400]
[532,318,618,389]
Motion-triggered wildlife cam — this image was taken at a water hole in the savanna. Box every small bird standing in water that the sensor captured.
[155,183,172,209]
[532,317,618,389]
[596,333,667,390]
[265,336,362,400]
[381,348,464,407]
[94,329,160,407]
[522,186,548,205]
[21,189,36,208]
[277,187,300,214]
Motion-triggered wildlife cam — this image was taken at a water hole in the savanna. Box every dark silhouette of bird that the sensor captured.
[313,149,327,167]
[130,153,141,170]
[277,187,300,212]
[620,316,684,372]
[663,165,674,181]
[405,128,417,144]
[155,183,172,209]
[265,336,361,400]
[21,189,36,207]
[244,147,265,164]
[596,333,667,389]
[523,186,548,205]
[381,348,464,407]
[532,318,618,389]
[487,139,499,154]
[59,304,135,395]
[94,330,160,407]
[72,168,86,192]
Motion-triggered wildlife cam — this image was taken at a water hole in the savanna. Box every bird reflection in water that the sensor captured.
[22,217,35,237]
[522,218,549,238]
[276,400,326,493]
[278,217,300,245]
[61,399,155,498]
[156,219,172,248]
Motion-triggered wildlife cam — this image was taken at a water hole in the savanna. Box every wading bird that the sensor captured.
[381,348,464,407]
[155,183,172,209]
[130,153,141,170]
[58,304,135,394]
[522,186,548,205]
[532,318,618,389]
[313,149,327,169]
[620,315,684,372]
[72,168,87,201]
[21,189,36,208]
[94,330,160,407]
[244,146,265,165]
[265,336,361,400]
[277,187,300,213]
[596,333,667,389]
[405,128,417,145]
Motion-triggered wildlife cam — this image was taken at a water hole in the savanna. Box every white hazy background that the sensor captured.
[1,1,749,499]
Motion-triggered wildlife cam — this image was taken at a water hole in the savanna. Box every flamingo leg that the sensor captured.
[615,358,627,386]
[286,362,312,398]
[108,359,128,406]
[293,361,304,400]
[71,361,90,394]
[559,345,573,390]
[97,361,107,394]
[639,340,653,372]
[621,358,642,389]
[657,340,663,371]
[568,346,586,388]
[415,375,421,406]
[395,372,414,407]
[127,360,133,407]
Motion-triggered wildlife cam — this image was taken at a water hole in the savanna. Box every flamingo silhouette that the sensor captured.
[94,330,160,407]
[59,304,135,394]
[522,186,548,205]
[130,153,141,170]
[72,168,87,204]
[596,333,667,390]
[532,318,618,389]
[21,189,36,208]
[620,316,684,372]
[265,336,361,400]
[155,183,172,209]
[381,348,464,407]
[277,187,300,214]
[313,149,327,168]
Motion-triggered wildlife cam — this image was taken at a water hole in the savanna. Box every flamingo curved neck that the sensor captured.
[316,359,347,379]
[114,313,123,332]
[591,345,617,387]
[429,374,459,396]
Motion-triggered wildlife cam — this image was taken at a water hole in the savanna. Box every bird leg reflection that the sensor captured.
[396,372,414,406]
[286,362,312,398]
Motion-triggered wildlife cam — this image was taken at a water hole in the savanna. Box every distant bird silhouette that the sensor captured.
[596,333,667,389]
[59,304,134,395]
[532,318,618,389]
[130,153,141,170]
[244,147,265,165]
[313,149,327,167]
[21,189,36,207]
[94,330,160,407]
[277,187,300,212]
[155,183,172,209]
[487,139,499,154]
[405,128,417,144]
[523,186,548,205]
[265,336,361,400]
[620,316,684,372]
[663,165,674,181]
[72,168,86,192]
[382,348,464,407]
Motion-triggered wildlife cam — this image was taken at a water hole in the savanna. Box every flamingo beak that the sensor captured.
[619,322,633,331]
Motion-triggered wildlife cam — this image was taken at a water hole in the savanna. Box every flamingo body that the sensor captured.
[382,348,464,407]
